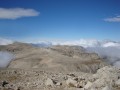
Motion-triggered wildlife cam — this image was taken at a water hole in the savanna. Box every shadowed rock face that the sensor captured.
[0,42,107,73]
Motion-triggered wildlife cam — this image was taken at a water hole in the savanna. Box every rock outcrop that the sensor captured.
[0,66,120,90]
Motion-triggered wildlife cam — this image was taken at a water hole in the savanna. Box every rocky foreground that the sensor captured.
[0,66,120,90]
[0,42,119,90]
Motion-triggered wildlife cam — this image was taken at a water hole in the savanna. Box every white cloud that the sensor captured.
[0,38,13,45]
[104,15,120,22]
[0,8,40,19]
[0,52,14,68]
[87,47,120,68]
[32,39,120,48]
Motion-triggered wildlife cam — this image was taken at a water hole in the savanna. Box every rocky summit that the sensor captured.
[0,42,119,90]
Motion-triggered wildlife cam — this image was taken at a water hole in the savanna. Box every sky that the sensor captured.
[0,0,120,42]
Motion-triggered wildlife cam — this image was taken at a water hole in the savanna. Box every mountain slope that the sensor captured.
[0,42,107,73]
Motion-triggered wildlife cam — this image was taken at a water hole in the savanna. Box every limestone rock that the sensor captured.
[77,80,86,88]
[66,78,78,87]
[115,79,120,87]
[0,66,120,90]
[56,82,62,86]
[84,81,93,89]
[102,86,112,90]
[91,66,120,89]
[45,78,54,87]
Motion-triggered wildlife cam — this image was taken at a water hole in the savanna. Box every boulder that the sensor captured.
[84,81,93,89]
[56,82,62,86]
[66,78,78,87]
[115,79,120,87]
[77,80,86,88]
[102,85,112,90]
[45,78,54,87]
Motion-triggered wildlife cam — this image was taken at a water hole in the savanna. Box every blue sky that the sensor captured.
[0,0,120,41]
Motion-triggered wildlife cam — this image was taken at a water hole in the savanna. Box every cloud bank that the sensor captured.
[0,8,39,19]
[104,15,120,22]
[0,52,14,68]
[0,38,13,45]
[87,47,120,68]
[32,39,120,48]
